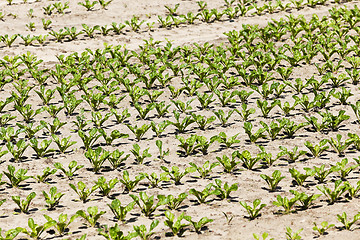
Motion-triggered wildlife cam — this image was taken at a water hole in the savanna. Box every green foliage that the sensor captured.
[69,181,99,203]
[328,134,353,156]
[331,158,359,180]
[95,176,119,197]
[216,152,240,173]
[133,219,159,240]
[126,123,151,141]
[130,192,164,217]
[189,184,219,204]
[3,165,31,188]
[119,170,144,192]
[240,199,266,220]
[54,160,83,180]
[260,170,285,192]
[272,195,298,214]
[6,139,29,162]
[313,221,334,236]
[161,165,195,185]
[189,161,219,179]
[211,179,237,200]
[289,190,320,209]
[77,206,105,227]
[237,150,261,170]
[213,132,240,148]
[44,213,78,236]
[108,150,130,170]
[164,211,189,236]
[21,218,55,239]
[304,139,329,158]
[107,199,135,222]
[32,167,56,183]
[184,215,213,234]
[78,128,101,150]
[158,193,188,210]
[42,186,65,210]
[130,144,151,164]
[243,122,266,143]
[85,147,110,173]
[168,110,195,133]
[337,212,360,230]
[12,192,36,213]
[317,179,348,204]
[98,223,137,240]
[285,227,302,240]
[289,167,314,186]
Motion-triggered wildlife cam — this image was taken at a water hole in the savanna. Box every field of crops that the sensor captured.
[1,0,360,239]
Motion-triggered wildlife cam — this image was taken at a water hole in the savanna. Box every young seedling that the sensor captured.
[216,152,240,173]
[253,232,274,240]
[107,199,135,222]
[155,140,170,161]
[98,224,136,240]
[12,192,36,213]
[95,176,118,197]
[21,218,55,240]
[260,170,285,192]
[212,179,238,200]
[44,213,78,236]
[54,161,83,180]
[108,149,129,170]
[164,211,189,237]
[78,128,102,150]
[6,139,29,162]
[130,192,164,217]
[189,161,219,179]
[84,147,110,173]
[313,221,334,236]
[328,134,353,156]
[77,206,105,227]
[119,170,144,192]
[279,146,307,163]
[237,150,261,170]
[331,158,359,180]
[176,135,199,156]
[189,184,219,204]
[42,186,65,210]
[213,132,240,149]
[32,167,57,183]
[191,113,216,130]
[29,138,54,158]
[168,110,195,133]
[69,181,99,203]
[0,227,22,240]
[239,199,266,220]
[159,193,188,210]
[160,166,195,185]
[285,227,302,240]
[235,103,256,121]
[289,168,314,187]
[304,165,333,183]
[317,179,348,204]
[126,123,151,141]
[337,212,360,230]
[243,122,266,143]
[272,195,298,214]
[3,165,31,188]
[150,121,170,138]
[289,190,321,210]
[304,140,329,158]
[130,144,152,164]
[141,172,169,189]
[133,219,159,240]
[256,99,280,118]
[184,215,213,234]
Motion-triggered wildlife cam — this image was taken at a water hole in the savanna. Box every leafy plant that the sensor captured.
[328,134,353,156]
[119,170,144,192]
[168,111,195,133]
[77,206,105,227]
[12,192,36,213]
[159,193,188,210]
[69,181,99,203]
[272,195,298,214]
[130,192,164,217]
[240,199,266,220]
[189,184,219,204]
[313,221,334,236]
[213,132,240,148]
[85,147,110,173]
[212,179,238,200]
[21,218,55,240]
[290,190,321,210]
[108,149,130,170]
[42,186,65,210]
[304,140,329,158]
[260,170,285,192]
[32,167,57,183]
[54,160,83,180]
[243,122,266,143]
[164,211,189,236]
[130,144,151,164]
[3,165,31,188]
[78,128,101,150]
[331,158,359,180]
[184,215,213,234]
[133,219,159,240]
[95,176,118,197]
[161,165,195,185]
[317,179,348,204]
[216,152,240,173]
[107,199,135,222]
[189,161,219,179]
[126,123,151,141]
[337,212,360,230]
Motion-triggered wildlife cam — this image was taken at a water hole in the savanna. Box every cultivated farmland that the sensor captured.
[1,0,360,239]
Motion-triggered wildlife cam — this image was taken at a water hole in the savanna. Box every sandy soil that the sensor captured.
[1,0,360,239]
